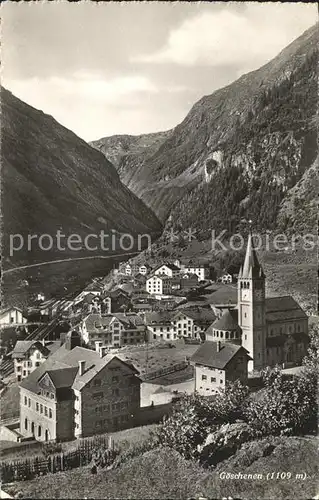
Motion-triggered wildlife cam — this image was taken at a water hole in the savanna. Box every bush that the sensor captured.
[244,363,317,437]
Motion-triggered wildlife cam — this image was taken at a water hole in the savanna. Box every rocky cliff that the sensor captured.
[92,25,318,237]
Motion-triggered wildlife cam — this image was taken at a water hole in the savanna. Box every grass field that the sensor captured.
[120,343,199,375]
[4,436,317,499]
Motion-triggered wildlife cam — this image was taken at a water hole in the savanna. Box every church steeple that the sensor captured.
[241,231,265,280]
[237,230,266,372]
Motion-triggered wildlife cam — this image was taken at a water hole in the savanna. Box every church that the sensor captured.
[206,232,309,372]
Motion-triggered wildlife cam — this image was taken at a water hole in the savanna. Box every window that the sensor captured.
[28,398,31,407]
[44,407,48,416]
[201,375,207,381]
[38,425,42,437]
[211,377,216,383]
[220,380,223,384]
[40,404,43,414]
[24,418,28,430]
[49,409,52,418]
[24,396,27,405]
[93,392,103,399]
[36,402,39,412]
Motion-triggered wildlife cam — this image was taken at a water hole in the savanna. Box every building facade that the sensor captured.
[81,313,146,348]
[19,332,141,442]
[146,275,172,296]
[0,307,27,326]
[11,340,61,382]
[191,341,251,395]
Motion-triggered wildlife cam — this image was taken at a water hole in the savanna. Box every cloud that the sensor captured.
[4,73,188,141]
[133,4,316,70]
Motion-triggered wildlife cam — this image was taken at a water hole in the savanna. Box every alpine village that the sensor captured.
[0,10,318,500]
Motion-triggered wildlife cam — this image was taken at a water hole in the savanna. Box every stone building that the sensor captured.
[190,341,251,395]
[19,331,141,442]
[204,232,308,371]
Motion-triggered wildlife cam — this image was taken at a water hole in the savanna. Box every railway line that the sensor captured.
[0,317,64,378]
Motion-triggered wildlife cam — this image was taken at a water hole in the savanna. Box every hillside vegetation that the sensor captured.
[1,87,162,301]
[93,25,318,237]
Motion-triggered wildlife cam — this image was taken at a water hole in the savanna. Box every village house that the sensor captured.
[0,307,27,327]
[190,341,251,395]
[221,273,233,284]
[19,331,141,441]
[11,340,61,382]
[80,313,146,348]
[179,273,199,289]
[204,232,309,371]
[154,263,180,278]
[74,293,112,316]
[138,264,151,275]
[174,260,209,281]
[146,274,172,296]
[145,307,215,342]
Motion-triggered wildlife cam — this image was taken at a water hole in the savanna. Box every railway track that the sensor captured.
[0,317,63,378]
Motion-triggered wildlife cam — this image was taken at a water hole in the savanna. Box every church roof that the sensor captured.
[265,296,307,323]
[211,309,239,331]
[240,232,265,279]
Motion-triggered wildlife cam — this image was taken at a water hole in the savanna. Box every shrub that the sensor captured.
[244,363,317,437]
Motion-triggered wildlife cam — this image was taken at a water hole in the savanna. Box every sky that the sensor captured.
[2,1,317,142]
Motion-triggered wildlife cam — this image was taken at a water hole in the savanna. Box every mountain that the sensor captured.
[92,25,318,236]
[1,87,162,301]
[90,130,172,186]
[277,153,319,235]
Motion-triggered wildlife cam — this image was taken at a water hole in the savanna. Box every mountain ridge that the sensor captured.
[1,87,162,300]
[92,24,318,235]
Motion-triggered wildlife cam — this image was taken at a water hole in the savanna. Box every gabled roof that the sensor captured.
[265,296,307,323]
[154,263,180,272]
[211,309,239,331]
[11,340,60,359]
[39,367,79,389]
[190,341,251,369]
[0,306,24,317]
[20,344,140,395]
[240,232,265,280]
[144,311,174,325]
[81,293,98,305]
[83,314,113,333]
[173,308,216,324]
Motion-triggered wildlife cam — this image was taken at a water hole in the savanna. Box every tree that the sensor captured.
[244,358,318,437]
[156,381,250,460]
[156,393,217,459]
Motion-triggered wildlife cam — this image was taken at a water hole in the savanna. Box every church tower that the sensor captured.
[238,232,266,372]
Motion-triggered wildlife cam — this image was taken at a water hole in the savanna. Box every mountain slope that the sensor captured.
[93,25,318,235]
[1,88,162,301]
[90,130,172,185]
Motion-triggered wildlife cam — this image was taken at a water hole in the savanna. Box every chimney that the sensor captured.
[100,346,107,358]
[216,341,221,352]
[78,360,85,376]
[95,341,103,353]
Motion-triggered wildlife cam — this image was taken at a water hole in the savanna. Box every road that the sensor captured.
[3,251,140,274]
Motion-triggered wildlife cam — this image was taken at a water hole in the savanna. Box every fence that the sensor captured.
[141,360,188,381]
[0,435,117,484]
